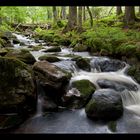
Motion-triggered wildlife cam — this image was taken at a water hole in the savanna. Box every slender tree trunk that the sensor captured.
[52,6,57,24]
[61,6,66,19]
[78,6,82,27]
[116,6,122,15]
[83,6,86,21]
[124,6,136,24]
[63,6,77,33]
[47,9,51,20]
[86,6,93,27]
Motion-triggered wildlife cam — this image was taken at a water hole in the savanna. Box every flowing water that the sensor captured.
[7,33,140,133]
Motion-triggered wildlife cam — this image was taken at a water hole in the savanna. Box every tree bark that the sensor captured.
[116,6,122,16]
[78,6,82,27]
[83,6,86,21]
[86,6,93,27]
[52,6,58,24]
[124,6,136,24]
[61,6,66,19]
[62,6,77,33]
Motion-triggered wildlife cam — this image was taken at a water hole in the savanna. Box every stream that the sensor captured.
[6,32,140,133]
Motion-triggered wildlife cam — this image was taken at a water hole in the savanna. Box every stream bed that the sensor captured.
[4,32,140,133]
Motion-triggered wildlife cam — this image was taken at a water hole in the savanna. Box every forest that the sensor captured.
[0,6,140,133]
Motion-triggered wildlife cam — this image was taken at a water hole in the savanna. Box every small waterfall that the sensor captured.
[120,88,140,116]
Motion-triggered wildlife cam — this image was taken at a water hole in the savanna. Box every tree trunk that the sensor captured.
[52,6,58,24]
[83,6,86,21]
[124,6,136,24]
[61,6,66,19]
[78,6,82,27]
[86,6,93,27]
[47,9,51,20]
[116,6,122,15]
[63,6,77,33]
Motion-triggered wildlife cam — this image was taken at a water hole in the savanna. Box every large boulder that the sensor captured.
[38,54,61,62]
[0,31,15,48]
[90,57,126,72]
[53,60,78,73]
[97,79,138,92]
[0,57,37,114]
[63,80,96,108]
[33,61,71,104]
[75,57,91,72]
[85,89,123,120]
[6,49,36,65]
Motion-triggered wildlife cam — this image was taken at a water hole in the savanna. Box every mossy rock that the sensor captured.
[38,55,61,62]
[0,57,37,114]
[72,80,95,97]
[127,65,140,84]
[0,114,24,130]
[73,43,88,52]
[108,121,117,132]
[31,45,44,51]
[63,80,96,109]
[12,38,20,44]
[6,49,36,65]
[0,48,8,56]
[71,55,82,61]
[43,46,61,52]
[85,89,123,121]
[75,57,91,71]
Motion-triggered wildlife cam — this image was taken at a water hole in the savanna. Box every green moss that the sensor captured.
[0,56,29,87]
[6,49,36,64]
[108,121,117,132]
[85,98,97,114]
[72,80,95,97]
[38,55,61,62]
[73,43,88,52]
[31,45,44,51]
[75,57,91,71]
[0,48,8,56]
[43,46,61,52]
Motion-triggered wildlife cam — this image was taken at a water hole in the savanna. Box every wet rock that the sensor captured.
[90,57,125,72]
[42,97,58,112]
[12,38,20,44]
[85,89,123,120]
[0,48,8,56]
[38,55,61,62]
[0,31,15,48]
[75,57,91,71]
[127,65,140,84]
[53,60,78,73]
[97,79,138,91]
[73,43,88,52]
[6,49,36,65]
[63,80,96,109]
[30,45,44,51]
[0,57,37,114]
[0,114,25,131]
[42,46,61,52]
[33,61,71,104]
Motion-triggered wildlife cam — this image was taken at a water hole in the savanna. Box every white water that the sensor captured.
[13,33,140,116]
[11,33,140,133]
